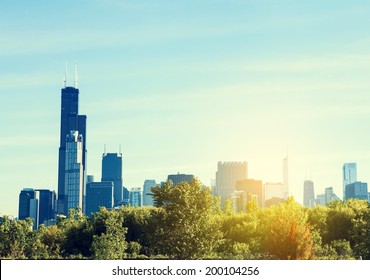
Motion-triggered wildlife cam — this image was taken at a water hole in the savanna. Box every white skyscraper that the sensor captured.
[65,130,84,212]
[343,163,357,200]
[215,161,248,206]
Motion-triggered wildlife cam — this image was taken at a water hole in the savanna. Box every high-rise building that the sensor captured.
[230,191,247,212]
[86,182,114,217]
[343,163,357,200]
[143,180,158,206]
[345,181,368,200]
[303,180,315,207]
[36,189,57,225]
[215,161,248,206]
[236,179,263,208]
[167,173,194,186]
[102,152,123,206]
[18,188,56,229]
[57,71,87,215]
[18,188,36,221]
[129,187,143,207]
[65,130,84,212]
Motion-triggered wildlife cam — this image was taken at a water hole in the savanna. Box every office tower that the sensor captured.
[18,188,56,229]
[303,180,315,207]
[216,161,248,206]
[345,181,368,200]
[86,175,95,184]
[65,130,84,212]
[102,152,123,206]
[36,189,57,225]
[86,182,114,217]
[315,194,326,206]
[18,188,36,221]
[57,70,87,215]
[167,173,194,186]
[143,180,157,206]
[129,187,142,207]
[343,163,357,200]
[236,179,263,208]
[282,156,289,199]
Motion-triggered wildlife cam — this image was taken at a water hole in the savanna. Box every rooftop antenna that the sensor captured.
[119,144,122,154]
[104,144,106,155]
[74,63,78,88]
[64,62,68,88]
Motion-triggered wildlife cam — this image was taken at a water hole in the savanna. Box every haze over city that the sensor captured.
[1,0,370,216]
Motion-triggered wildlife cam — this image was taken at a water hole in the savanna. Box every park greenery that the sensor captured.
[1,179,370,260]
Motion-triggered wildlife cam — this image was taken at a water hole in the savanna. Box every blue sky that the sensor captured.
[1,0,370,216]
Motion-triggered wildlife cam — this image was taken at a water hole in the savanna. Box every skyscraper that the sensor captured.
[303,180,315,207]
[129,187,143,207]
[65,131,84,212]
[18,188,36,221]
[57,69,87,215]
[343,163,357,200]
[143,179,158,206]
[236,179,263,208]
[215,161,248,206]
[102,152,123,206]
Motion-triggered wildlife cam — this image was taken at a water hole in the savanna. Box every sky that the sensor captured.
[1,0,370,216]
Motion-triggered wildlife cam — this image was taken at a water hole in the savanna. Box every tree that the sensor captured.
[260,198,314,260]
[150,179,222,259]
[91,207,128,260]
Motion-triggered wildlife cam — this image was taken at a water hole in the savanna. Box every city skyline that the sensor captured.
[2,1,370,216]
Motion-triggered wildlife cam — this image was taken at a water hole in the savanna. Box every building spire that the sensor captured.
[74,63,78,89]
[64,62,68,88]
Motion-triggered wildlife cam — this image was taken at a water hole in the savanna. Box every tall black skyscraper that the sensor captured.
[57,68,87,215]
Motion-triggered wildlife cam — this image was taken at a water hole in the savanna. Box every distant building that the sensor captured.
[167,173,194,186]
[265,197,285,207]
[303,180,315,207]
[236,179,263,208]
[325,187,340,204]
[343,163,357,200]
[85,182,113,217]
[230,191,247,212]
[264,182,286,205]
[345,181,368,200]
[18,188,56,229]
[65,130,84,212]
[143,180,158,206]
[36,189,57,225]
[102,152,123,206]
[215,161,248,206]
[130,187,142,207]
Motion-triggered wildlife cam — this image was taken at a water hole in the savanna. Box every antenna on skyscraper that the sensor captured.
[104,144,106,155]
[119,144,122,154]
[64,62,68,88]
[74,63,78,88]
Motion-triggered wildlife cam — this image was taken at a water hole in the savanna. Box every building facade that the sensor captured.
[143,180,158,206]
[65,130,84,212]
[345,181,368,200]
[236,179,263,208]
[129,187,143,207]
[215,161,248,206]
[303,180,315,207]
[85,182,114,217]
[102,152,123,206]
[167,173,194,186]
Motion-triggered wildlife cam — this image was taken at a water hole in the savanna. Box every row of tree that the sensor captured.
[1,179,369,259]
